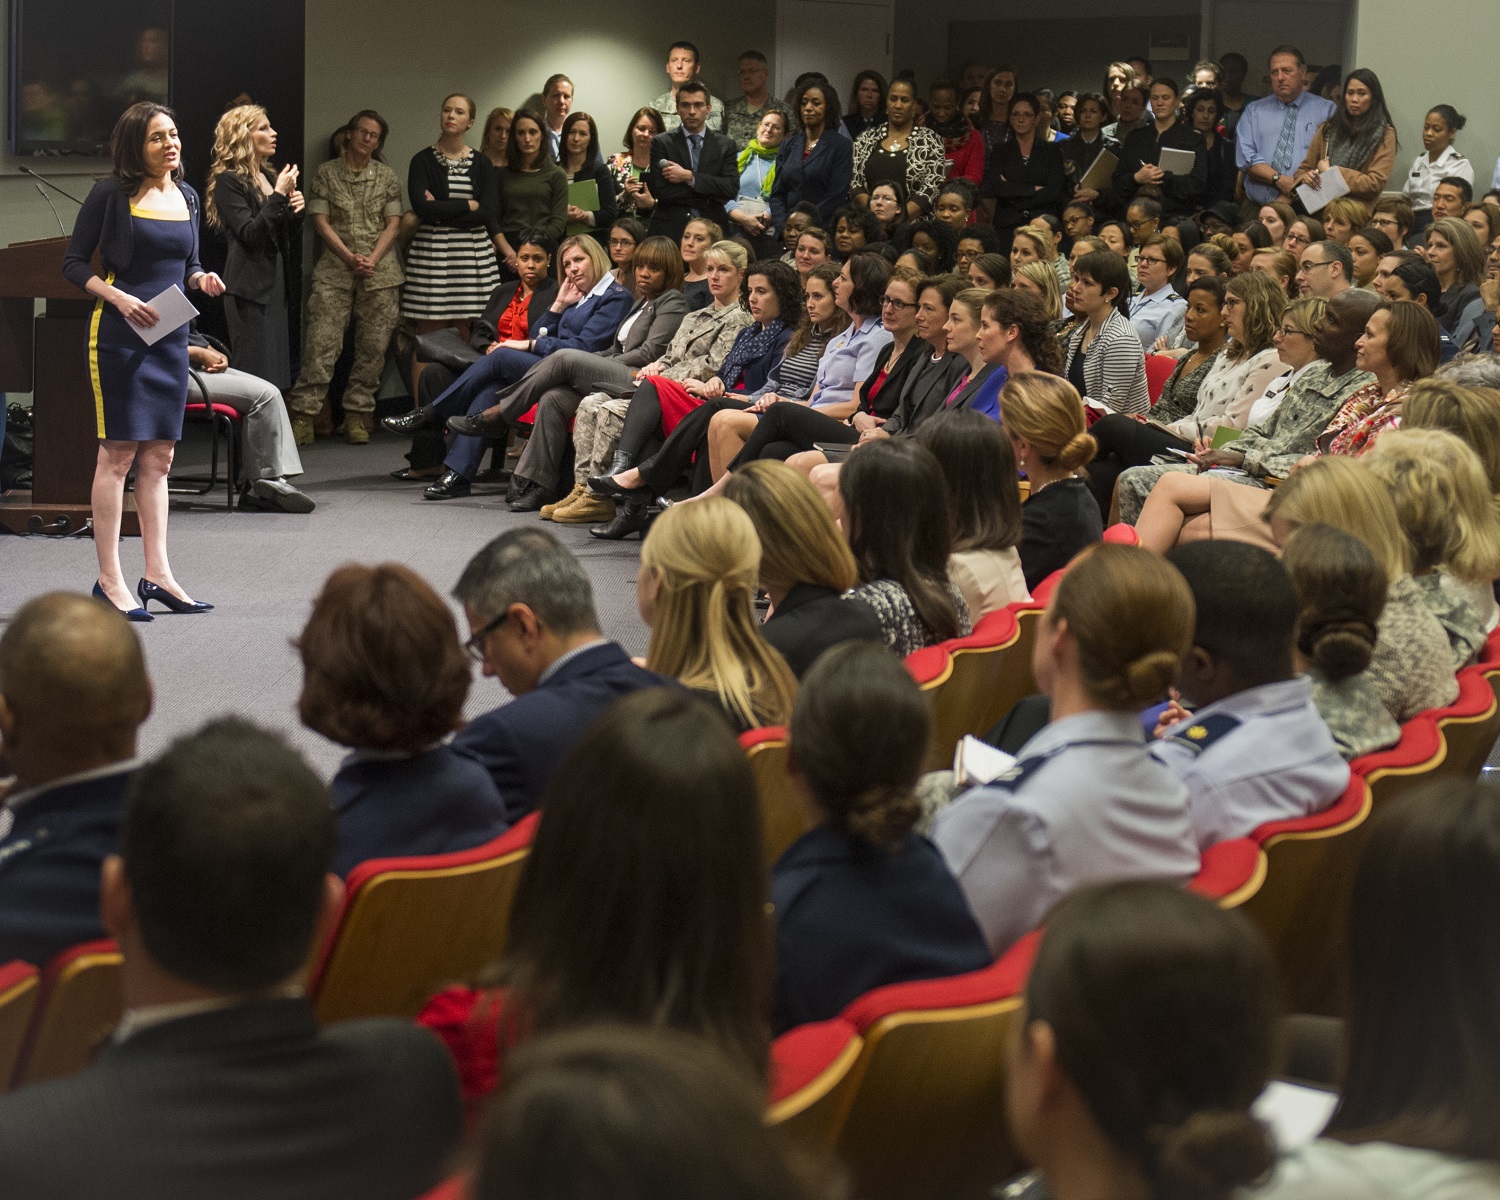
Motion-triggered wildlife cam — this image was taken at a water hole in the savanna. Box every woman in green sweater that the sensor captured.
[495,108,568,276]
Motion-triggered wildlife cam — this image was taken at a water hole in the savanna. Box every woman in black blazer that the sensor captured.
[770,80,854,235]
[206,104,303,388]
[980,93,1067,249]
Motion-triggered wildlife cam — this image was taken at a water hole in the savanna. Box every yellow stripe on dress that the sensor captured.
[88,272,114,439]
[128,205,190,221]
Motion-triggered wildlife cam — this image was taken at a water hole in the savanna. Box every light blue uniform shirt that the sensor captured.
[1129,286,1186,351]
[1235,91,1338,206]
[1151,676,1351,850]
[932,709,1200,956]
[807,318,893,412]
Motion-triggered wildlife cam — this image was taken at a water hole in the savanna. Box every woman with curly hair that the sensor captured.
[207,103,304,389]
[896,216,958,273]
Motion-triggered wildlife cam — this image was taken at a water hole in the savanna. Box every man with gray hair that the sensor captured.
[451,528,669,822]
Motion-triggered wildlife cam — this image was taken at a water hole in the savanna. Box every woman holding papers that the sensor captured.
[63,102,226,620]
[1293,69,1398,206]
[557,111,618,244]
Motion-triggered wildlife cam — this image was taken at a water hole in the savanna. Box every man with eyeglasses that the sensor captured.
[450,529,669,824]
[286,110,405,448]
[1295,240,1353,300]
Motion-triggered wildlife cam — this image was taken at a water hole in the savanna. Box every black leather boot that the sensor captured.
[589,494,652,540]
[423,469,472,500]
[382,405,441,436]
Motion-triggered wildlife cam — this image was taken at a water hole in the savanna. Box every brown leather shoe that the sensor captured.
[541,483,588,520]
[552,494,616,524]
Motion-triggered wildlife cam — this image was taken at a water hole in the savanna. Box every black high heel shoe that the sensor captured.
[137,578,214,614]
[586,472,648,500]
[589,495,653,540]
[93,581,152,622]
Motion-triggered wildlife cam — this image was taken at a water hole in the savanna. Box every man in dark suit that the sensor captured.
[646,81,740,243]
[0,718,461,1200]
[0,592,152,968]
[451,528,672,822]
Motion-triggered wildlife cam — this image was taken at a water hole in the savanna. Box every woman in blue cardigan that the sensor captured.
[770,80,854,236]
[422,235,632,497]
[63,102,226,621]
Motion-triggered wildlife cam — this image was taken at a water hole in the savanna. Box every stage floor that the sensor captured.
[0,426,651,778]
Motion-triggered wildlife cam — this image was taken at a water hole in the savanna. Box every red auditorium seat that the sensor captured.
[1145,354,1177,404]
[0,961,40,1093]
[738,727,811,866]
[10,939,122,1089]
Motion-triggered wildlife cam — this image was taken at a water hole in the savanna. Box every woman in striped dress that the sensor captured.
[402,93,500,336]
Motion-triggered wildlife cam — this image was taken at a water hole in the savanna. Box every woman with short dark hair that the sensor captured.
[1109,77,1207,220]
[770,80,852,237]
[1063,249,1150,414]
[419,688,771,1110]
[297,562,506,876]
[1060,93,1118,205]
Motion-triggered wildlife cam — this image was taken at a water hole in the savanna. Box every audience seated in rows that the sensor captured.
[722,460,883,678]
[449,529,667,823]
[0,719,462,1199]
[1280,524,1403,759]
[637,499,798,732]
[1151,541,1349,848]
[772,642,989,1033]
[0,594,150,968]
[295,563,507,876]
[932,544,1200,956]
[419,688,770,1111]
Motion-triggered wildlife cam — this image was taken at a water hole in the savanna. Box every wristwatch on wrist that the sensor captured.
[1271,172,1282,185]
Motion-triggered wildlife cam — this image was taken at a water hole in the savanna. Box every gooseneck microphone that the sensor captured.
[19,165,87,206]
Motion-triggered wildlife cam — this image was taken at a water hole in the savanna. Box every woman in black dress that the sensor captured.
[206,104,304,390]
[981,94,1067,253]
[63,102,226,619]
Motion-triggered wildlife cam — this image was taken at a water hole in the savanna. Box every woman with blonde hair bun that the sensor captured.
[638,497,798,732]
[999,371,1103,590]
[1362,428,1494,661]
[932,544,1201,956]
[1265,456,1458,722]
[722,461,884,678]
[206,103,304,388]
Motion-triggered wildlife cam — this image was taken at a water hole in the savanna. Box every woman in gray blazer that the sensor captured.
[1063,248,1151,415]
[445,236,690,498]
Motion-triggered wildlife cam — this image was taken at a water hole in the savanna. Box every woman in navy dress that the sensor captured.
[63,102,226,620]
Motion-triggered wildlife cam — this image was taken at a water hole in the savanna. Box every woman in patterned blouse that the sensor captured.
[1321,300,1440,457]
[849,79,947,220]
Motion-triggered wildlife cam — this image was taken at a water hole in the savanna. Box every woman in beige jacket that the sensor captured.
[1294,68,1398,205]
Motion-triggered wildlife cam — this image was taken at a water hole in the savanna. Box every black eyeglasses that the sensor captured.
[464,611,509,663]
[881,295,917,310]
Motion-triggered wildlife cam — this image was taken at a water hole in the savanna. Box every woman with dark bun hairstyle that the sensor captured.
[1279,523,1400,760]
[1006,880,1278,1200]
[932,544,1200,955]
[771,641,990,1032]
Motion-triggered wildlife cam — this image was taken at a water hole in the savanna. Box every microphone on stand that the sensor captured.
[19,165,87,206]
[34,182,67,238]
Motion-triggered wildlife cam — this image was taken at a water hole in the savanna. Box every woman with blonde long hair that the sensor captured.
[638,498,798,731]
[1013,260,1064,324]
[207,103,303,389]
[723,460,884,677]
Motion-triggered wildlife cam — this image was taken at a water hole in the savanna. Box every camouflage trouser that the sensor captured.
[286,274,401,417]
[571,392,632,485]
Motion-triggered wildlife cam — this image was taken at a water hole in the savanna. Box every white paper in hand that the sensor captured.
[1295,169,1350,214]
[1252,1081,1338,1151]
[953,735,1016,788]
[132,284,199,347]
[1157,147,1197,176]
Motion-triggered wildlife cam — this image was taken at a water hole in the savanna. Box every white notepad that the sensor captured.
[132,284,199,347]
[1296,169,1350,213]
[1158,146,1197,176]
[953,736,1016,788]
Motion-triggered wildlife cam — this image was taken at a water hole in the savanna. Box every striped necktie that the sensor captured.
[1270,101,1300,173]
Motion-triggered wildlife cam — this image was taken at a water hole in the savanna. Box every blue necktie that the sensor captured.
[1271,100,1300,173]
[688,133,702,172]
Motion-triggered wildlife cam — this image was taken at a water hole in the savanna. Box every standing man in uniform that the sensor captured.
[286,109,404,446]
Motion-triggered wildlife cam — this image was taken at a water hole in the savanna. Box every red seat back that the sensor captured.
[11,939,122,1089]
[1145,354,1177,404]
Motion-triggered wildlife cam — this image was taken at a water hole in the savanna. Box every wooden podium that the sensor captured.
[0,236,138,536]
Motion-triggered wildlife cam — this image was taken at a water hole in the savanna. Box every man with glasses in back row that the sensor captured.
[1296,240,1354,300]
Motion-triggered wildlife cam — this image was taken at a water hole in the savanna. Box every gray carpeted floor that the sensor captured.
[0,424,650,779]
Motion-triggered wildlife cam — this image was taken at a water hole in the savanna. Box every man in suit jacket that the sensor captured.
[646,81,740,243]
[451,528,672,823]
[0,593,151,968]
[0,719,461,1200]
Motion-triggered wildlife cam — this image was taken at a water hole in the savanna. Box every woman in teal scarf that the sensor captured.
[769,80,854,241]
[726,110,788,258]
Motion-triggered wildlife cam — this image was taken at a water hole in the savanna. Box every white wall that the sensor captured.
[1350,0,1498,199]
[303,0,777,208]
